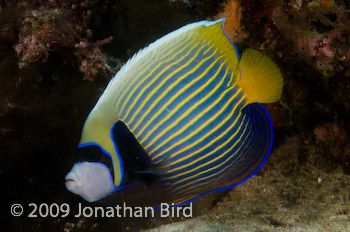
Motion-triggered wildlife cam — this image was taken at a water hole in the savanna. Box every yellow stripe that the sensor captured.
[227,66,239,87]
[150,87,242,161]
[163,99,246,179]
[122,41,201,122]
[158,71,235,166]
[143,54,227,152]
[121,40,198,120]
[170,115,251,191]
[115,36,193,112]
[114,37,193,112]
[173,167,225,196]
[172,195,196,205]
[174,146,249,196]
[178,115,268,194]
[131,43,214,133]
[162,101,247,180]
[164,89,244,169]
[136,59,229,142]
[149,87,243,161]
[161,195,194,206]
[117,37,195,118]
[128,42,213,128]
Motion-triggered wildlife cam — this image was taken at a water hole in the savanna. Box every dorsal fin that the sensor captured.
[103,19,241,99]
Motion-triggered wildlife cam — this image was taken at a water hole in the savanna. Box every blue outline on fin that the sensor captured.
[220,18,241,61]
[200,18,240,60]
[217,18,242,80]
[152,102,273,210]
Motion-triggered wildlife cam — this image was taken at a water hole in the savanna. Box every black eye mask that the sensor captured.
[76,145,115,180]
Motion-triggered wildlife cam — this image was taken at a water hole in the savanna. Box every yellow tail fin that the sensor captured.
[238,48,283,104]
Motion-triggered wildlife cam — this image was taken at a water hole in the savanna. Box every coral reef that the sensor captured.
[213,0,248,42]
[272,0,349,77]
[13,0,119,81]
[241,0,350,77]
[73,36,121,81]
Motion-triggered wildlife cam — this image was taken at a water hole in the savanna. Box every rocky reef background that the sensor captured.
[1,0,350,231]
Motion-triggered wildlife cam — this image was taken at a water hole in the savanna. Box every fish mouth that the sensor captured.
[65,171,84,194]
[65,171,79,185]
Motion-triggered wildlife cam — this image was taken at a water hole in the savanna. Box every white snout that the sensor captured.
[65,162,115,202]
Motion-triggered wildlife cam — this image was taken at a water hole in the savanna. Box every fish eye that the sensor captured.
[77,145,103,161]
[76,145,115,180]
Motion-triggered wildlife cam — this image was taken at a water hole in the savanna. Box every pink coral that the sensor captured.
[15,35,48,67]
[319,29,341,57]
[270,2,348,77]
[13,3,119,80]
[74,36,121,82]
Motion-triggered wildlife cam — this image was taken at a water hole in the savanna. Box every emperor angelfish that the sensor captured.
[65,18,283,206]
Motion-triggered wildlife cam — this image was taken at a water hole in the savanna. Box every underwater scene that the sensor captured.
[1,0,350,231]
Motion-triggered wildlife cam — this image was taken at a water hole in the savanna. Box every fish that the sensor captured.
[65,18,283,207]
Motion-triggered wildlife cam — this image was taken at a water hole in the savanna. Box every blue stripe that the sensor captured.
[151,88,243,162]
[148,86,241,161]
[120,42,202,121]
[152,103,273,209]
[131,46,221,136]
[170,103,271,195]
[168,96,246,169]
[216,103,272,189]
[128,44,213,129]
[168,108,254,190]
[135,58,231,142]
[132,47,220,143]
[116,37,194,112]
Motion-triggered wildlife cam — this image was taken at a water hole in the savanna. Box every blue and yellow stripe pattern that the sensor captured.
[78,18,283,205]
